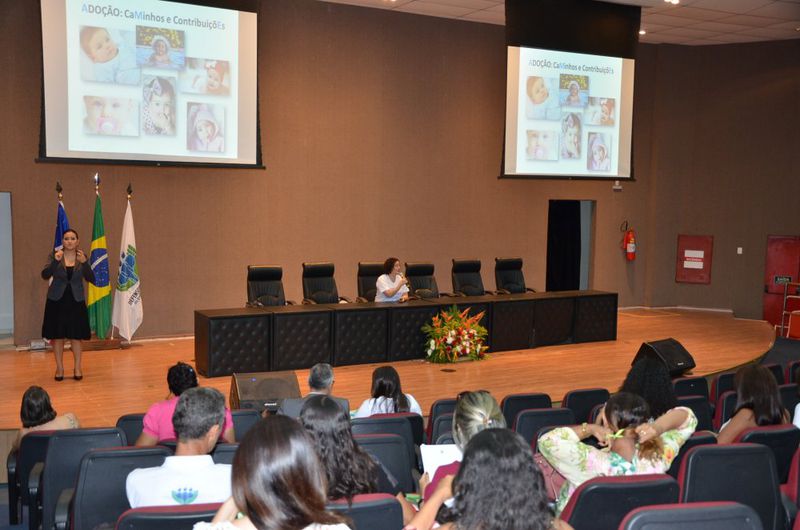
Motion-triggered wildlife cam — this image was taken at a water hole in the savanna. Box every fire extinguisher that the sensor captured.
[621,221,636,261]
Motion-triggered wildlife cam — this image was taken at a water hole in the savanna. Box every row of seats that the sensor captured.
[673,361,799,405]
[246,257,536,306]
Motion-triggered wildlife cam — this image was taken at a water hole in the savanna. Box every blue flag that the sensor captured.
[53,201,70,251]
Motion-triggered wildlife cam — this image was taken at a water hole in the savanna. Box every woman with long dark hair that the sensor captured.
[196,415,350,530]
[354,365,422,417]
[300,394,399,499]
[619,357,678,419]
[14,385,79,448]
[539,392,696,514]
[41,229,95,381]
[405,428,571,530]
[717,364,789,443]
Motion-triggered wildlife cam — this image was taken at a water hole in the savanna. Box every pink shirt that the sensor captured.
[142,396,234,441]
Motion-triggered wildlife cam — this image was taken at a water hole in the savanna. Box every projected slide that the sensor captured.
[40,0,258,165]
[505,47,634,179]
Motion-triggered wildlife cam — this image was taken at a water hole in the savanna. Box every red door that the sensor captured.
[763,236,800,327]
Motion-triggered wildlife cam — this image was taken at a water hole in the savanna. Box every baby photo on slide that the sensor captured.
[142,76,177,136]
[136,26,185,70]
[560,112,582,160]
[179,58,231,96]
[525,76,560,121]
[187,103,225,153]
[525,130,558,161]
[584,97,616,126]
[588,133,612,171]
[559,74,589,108]
[82,95,139,137]
[78,27,140,85]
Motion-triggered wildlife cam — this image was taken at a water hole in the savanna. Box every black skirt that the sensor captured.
[42,284,91,340]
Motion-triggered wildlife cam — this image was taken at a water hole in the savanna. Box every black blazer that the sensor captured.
[41,255,96,302]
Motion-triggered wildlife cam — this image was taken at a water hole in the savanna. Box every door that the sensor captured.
[546,200,594,291]
[762,235,800,327]
[0,192,13,344]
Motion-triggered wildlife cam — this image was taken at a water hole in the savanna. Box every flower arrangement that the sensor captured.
[421,305,488,363]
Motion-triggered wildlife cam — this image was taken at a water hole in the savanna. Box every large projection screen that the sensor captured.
[505,46,635,179]
[40,0,260,166]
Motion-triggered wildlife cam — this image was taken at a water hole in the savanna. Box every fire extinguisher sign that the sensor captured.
[676,235,714,284]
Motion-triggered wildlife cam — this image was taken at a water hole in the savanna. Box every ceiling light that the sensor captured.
[639,29,646,35]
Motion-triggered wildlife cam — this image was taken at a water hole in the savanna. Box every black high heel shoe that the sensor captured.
[54,373,64,382]
[74,372,83,381]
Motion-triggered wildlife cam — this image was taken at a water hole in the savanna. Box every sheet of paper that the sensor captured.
[420,444,462,478]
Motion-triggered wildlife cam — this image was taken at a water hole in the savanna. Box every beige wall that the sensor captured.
[2,0,798,345]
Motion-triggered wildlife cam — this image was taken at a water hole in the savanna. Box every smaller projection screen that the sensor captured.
[505,46,635,179]
[40,0,259,166]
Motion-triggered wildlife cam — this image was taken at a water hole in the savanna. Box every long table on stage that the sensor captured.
[194,290,618,377]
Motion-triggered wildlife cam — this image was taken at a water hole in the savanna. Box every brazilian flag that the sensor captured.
[87,194,111,339]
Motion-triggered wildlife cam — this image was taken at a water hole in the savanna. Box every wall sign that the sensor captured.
[676,235,714,284]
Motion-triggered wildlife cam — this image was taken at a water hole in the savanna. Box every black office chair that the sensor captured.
[405,262,441,299]
[494,257,536,294]
[301,262,351,304]
[451,259,491,296]
[356,262,384,302]
[246,265,294,306]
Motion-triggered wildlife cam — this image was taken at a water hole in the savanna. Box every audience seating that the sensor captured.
[351,417,417,470]
[115,503,222,530]
[620,501,764,530]
[211,443,238,465]
[514,408,575,447]
[404,262,441,299]
[786,360,800,388]
[30,427,126,530]
[500,393,552,427]
[436,433,455,444]
[763,363,786,385]
[733,424,800,484]
[7,430,53,525]
[429,413,454,447]
[231,409,260,439]
[494,257,535,294]
[782,448,800,506]
[560,474,679,530]
[711,372,736,406]
[327,493,403,530]
[371,412,425,447]
[666,431,717,479]
[676,395,714,432]
[116,414,145,446]
[356,262,384,302]
[713,391,738,431]
[673,376,710,401]
[562,388,610,424]
[56,446,170,530]
[451,259,491,296]
[301,262,350,304]
[426,399,457,443]
[780,383,800,420]
[678,443,786,530]
[246,265,293,306]
[354,434,415,493]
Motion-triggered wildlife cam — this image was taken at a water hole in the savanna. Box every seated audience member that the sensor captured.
[355,365,422,417]
[405,428,572,530]
[300,394,400,498]
[424,390,506,499]
[127,387,232,508]
[539,392,696,514]
[14,385,79,449]
[195,415,350,530]
[278,363,349,417]
[375,257,410,302]
[717,364,789,444]
[136,362,235,445]
[619,357,678,419]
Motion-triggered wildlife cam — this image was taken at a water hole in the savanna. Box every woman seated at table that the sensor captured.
[375,257,410,302]
[14,385,80,449]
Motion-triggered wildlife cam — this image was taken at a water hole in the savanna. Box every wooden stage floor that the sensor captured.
[0,308,776,430]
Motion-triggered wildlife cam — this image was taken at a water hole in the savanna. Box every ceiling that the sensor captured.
[317,0,800,45]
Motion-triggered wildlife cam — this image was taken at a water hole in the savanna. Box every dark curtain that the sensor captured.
[546,200,581,291]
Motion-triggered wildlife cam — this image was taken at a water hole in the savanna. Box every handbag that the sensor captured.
[533,452,567,501]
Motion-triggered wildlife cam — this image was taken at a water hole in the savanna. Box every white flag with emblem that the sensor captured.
[112,200,143,340]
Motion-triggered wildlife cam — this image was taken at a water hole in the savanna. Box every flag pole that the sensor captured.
[56,181,63,201]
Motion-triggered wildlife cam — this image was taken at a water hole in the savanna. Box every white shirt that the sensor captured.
[375,274,409,302]
[126,455,232,508]
[354,394,423,418]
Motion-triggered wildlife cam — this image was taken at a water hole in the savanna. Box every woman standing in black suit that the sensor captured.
[41,229,95,381]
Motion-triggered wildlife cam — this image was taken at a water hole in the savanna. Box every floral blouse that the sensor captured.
[538,407,697,514]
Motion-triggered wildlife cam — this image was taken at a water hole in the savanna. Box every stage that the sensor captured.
[0,308,776,430]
